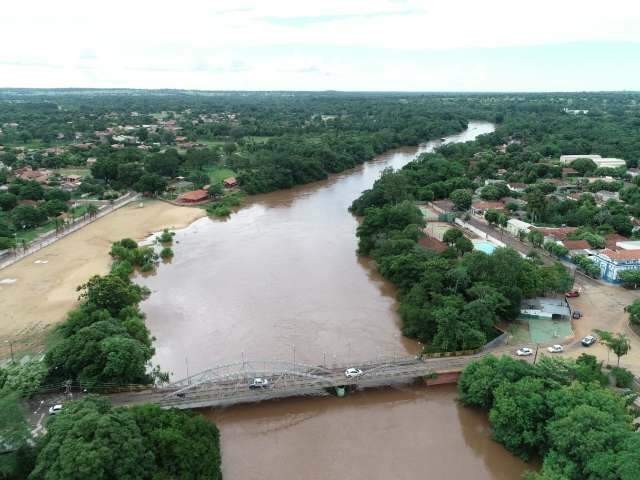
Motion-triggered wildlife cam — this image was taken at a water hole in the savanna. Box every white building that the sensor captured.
[559,154,626,169]
[507,219,533,237]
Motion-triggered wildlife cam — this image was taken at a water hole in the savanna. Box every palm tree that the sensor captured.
[595,330,631,366]
[87,204,99,219]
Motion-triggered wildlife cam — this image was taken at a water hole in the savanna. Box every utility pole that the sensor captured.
[533,344,539,365]
[4,340,14,364]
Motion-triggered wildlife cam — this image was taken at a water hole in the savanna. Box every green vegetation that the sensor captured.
[352,154,572,352]
[206,191,244,217]
[160,246,174,259]
[459,355,639,478]
[572,254,601,278]
[205,165,236,184]
[158,228,175,244]
[29,396,221,480]
[595,329,631,367]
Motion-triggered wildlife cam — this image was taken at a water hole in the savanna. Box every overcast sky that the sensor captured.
[1,0,639,91]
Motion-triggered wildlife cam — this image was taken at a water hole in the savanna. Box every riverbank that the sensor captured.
[0,200,205,356]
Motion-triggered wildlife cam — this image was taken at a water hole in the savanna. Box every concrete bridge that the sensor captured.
[114,349,518,410]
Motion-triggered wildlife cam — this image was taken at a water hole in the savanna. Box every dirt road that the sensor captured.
[0,200,205,356]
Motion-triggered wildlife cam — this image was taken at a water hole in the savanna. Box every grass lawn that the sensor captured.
[199,139,227,148]
[15,205,90,243]
[245,136,271,143]
[15,221,56,243]
[205,166,236,184]
[55,167,91,177]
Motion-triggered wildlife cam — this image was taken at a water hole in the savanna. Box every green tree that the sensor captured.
[528,230,544,248]
[77,274,146,315]
[619,271,640,289]
[130,404,222,480]
[442,228,463,245]
[627,299,640,324]
[0,192,18,211]
[455,236,473,255]
[30,396,154,480]
[449,189,472,211]
[490,377,550,460]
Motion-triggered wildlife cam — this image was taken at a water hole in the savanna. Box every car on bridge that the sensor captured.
[249,377,270,389]
[345,368,364,378]
[516,347,533,356]
[547,344,564,353]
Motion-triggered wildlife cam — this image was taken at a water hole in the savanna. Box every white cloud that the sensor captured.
[0,0,638,89]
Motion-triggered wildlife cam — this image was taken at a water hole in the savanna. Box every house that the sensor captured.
[595,191,619,203]
[506,218,533,237]
[562,240,591,256]
[471,201,504,216]
[520,297,571,320]
[615,241,640,251]
[177,189,209,203]
[507,182,527,193]
[563,108,589,115]
[592,249,640,283]
[64,174,82,184]
[605,233,629,250]
[535,227,577,242]
[16,167,51,184]
[562,167,579,177]
[223,177,238,188]
[175,136,187,142]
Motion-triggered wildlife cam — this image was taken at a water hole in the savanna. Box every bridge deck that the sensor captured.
[111,350,523,410]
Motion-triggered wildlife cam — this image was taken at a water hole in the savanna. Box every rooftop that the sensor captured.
[598,248,640,261]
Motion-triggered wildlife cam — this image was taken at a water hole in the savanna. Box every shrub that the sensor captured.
[160,247,174,259]
[611,366,634,388]
[158,229,174,244]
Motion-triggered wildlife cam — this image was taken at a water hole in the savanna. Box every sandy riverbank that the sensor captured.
[0,200,205,354]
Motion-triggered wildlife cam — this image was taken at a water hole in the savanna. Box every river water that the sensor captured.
[137,121,534,479]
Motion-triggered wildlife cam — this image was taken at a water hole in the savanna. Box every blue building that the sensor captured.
[592,249,640,283]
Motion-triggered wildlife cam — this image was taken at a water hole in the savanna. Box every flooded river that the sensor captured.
[137,121,534,479]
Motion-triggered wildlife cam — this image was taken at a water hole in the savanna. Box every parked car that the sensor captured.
[249,377,270,389]
[516,347,533,356]
[345,368,364,378]
[572,310,582,319]
[48,404,63,416]
[547,344,564,353]
[565,290,580,298]
[581,335,597,347]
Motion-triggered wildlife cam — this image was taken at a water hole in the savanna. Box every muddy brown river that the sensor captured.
[137,121,535,479]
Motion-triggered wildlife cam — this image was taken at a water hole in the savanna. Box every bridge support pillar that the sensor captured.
[335,386,347,397]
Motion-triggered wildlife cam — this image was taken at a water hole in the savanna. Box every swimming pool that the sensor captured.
[473,240,496,255]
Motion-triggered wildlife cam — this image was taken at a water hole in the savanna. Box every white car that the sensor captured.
[547,345,564,353]
[48,404,63,415]
[581,335,597,347]
[345,368,364,378]
[516,347,533,356]
[249,377,269,389]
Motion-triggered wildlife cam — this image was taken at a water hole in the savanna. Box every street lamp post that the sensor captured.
[5,340,14,364]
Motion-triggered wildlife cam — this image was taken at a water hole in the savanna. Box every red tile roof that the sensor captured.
[223,177,237,187]
[600,248,640,261]
[562,240,590,250]
[472,201,504,210]
[535,227,577,241]
[605,233,629,249]
[177,189,208,202]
